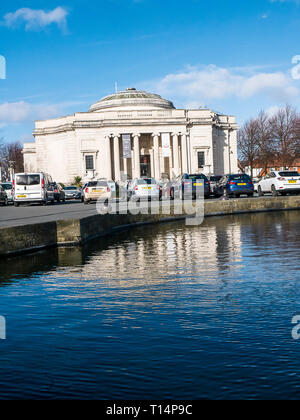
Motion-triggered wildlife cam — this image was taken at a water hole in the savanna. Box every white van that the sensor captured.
[13,173,55,206]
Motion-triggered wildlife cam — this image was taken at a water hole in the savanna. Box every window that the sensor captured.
[85,155,94,170]
[279,171,299,177]
[16,175,40,186]
[197,151,205,168]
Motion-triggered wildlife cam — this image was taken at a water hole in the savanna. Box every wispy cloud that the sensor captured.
[0,100,86,124]
[143,64,299,108]
[1,7,69,31]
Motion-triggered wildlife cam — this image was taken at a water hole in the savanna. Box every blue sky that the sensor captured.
[0,0,299,144]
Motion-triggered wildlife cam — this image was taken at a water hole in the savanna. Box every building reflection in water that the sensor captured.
[52,218,243,287]
[1,211,299,289]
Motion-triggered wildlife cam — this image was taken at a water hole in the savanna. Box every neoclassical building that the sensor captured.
[23,88,238,184]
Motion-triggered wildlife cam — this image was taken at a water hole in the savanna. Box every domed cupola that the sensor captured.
[89,88,175,112]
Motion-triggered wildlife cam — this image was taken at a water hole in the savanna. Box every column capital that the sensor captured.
[171,132,179,137]
[152,132,160,138]
[132,133,141,138]
[112,133,120,139]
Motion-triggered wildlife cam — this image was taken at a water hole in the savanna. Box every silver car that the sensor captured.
[63,186,81,200]
[128,178,161,201]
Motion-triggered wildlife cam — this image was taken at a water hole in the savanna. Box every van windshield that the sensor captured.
[16,175,40,186]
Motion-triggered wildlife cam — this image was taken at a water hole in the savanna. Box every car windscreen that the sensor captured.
[16,175,40,186]
[229,175,251,182]
[279,172,299,177]
[185,174,207,181]
[209,176,222,182]
[64,186,78,190]
[1,184,12,190]
[88,182,108,187]
[137,179,157,185]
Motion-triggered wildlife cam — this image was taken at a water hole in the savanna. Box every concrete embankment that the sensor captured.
[0,196,300,258]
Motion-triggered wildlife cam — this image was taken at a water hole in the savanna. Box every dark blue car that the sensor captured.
[215,174,254,198]
[171,173,211,199]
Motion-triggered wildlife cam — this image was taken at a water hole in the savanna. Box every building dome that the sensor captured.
[89,88,175,112]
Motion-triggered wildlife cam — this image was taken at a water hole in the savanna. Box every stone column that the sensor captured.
[172,133,180,177]
[152,133,160,180]
[105,135,112,180]
[181,133,188,174]
[133,134,141,179]
[113,134,121,181]
[150,149,154,178]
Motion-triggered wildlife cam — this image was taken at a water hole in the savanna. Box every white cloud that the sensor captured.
[146,64,299,108]
[0,100,86,124]
[2,7,68,31]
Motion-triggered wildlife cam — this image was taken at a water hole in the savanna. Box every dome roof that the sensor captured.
[89,88,175,112]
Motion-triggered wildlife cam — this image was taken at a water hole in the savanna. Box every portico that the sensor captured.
[23,88,239,184]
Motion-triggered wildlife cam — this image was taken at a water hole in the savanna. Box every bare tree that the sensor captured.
[256,111,274,175]
[270,105,299,167]
[0,140,24,180]
[238,119,259,178]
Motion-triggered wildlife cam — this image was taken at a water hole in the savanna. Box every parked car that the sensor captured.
[207,175,223,197]
[170,173,211,200]
[128,178,161,201]
[50,182,66,203]
[0,185,8,206]
[13,172,55,206]
[162,180,173,199]
[252,177,261,193]
[0,182,13,203]
[83,180,112,204]
[81,183,88,202]
[63,186,81,200]
[214,174,254,198]
[257,170,300,196]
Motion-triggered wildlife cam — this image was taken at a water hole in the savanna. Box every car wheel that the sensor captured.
[258,186,264,197]
[247,193,254,198]
[281,192,287,196]
[235,194,240,198]
[84,200,89,205]
[271,185,278,197]
[14,202,19,207]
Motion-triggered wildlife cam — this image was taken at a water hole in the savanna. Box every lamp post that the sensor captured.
[8,160,15,182]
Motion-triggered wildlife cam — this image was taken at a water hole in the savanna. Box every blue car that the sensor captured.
[215,174,254,198]
[171,173,211,199]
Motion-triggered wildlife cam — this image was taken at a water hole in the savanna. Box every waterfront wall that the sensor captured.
[0,196,300,258]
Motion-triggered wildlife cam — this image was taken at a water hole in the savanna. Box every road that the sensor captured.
[0,200,100,228]
[0,195,272,228]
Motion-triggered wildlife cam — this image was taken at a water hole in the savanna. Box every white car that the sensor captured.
[83,180,112,204]
[257,170,300,196]
[128,178,161,201]
[0,182,13,203]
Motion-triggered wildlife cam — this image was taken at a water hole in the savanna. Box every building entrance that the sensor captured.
[140,155,151,177]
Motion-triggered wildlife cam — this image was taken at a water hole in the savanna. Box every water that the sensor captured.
[0,211,300,400]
